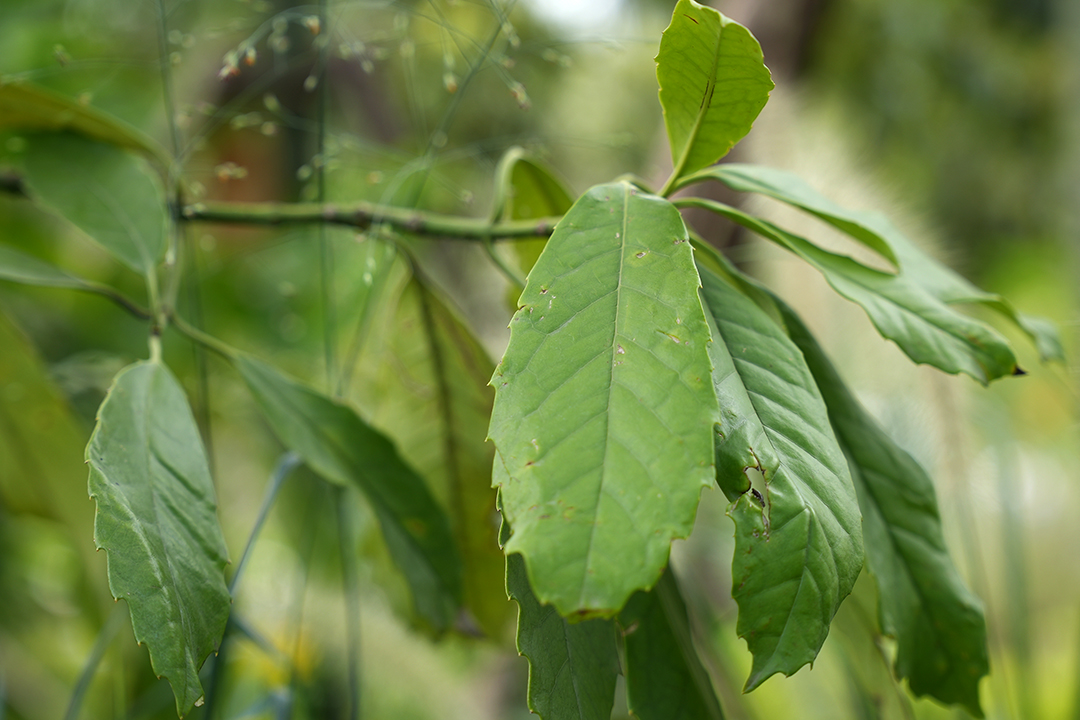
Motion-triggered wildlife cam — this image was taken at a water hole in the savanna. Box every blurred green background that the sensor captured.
[0,0,1076,718]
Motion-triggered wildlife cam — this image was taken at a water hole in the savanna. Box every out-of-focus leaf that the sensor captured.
[0,244,90,290]
[348,264,510,636]
[698,265,863,690]
[621,568,723,720]
[87,361,230,716]
[656,0,773,183]
[23,133,167,275]
[0,81,167,163]
[778,301,989,717]
[695,164,1063,362]
[501,487,619,720]
[493,147,575,280]
[489,181,718,617]
[684,198,1019,384]
[235,354,462,633]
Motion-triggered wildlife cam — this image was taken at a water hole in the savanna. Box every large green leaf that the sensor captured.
[234,354,462,633]
[501,488,619,720]
[23,133,167,275]
[87,361,230,716]
[620,568,723,720]
[682,198,1019,384]
[0,81,168,162]
[347,265,510,635]
[694,164,1063,362]
[656,0,773,185]
[489,181,718,617]
[778,301,988,716]
[698,265,863,690]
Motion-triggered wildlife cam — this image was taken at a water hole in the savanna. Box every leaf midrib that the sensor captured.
[670,15,724,183]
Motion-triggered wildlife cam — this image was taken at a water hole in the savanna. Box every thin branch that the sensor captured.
[183,199,560,239]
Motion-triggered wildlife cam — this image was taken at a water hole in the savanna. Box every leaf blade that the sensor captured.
[234,354,462,632]
[87,361,230,716]
[23,133,167,275]
[0,243,90,290]
[778,302,989,716]
[657,0,773,182]
[621,568,723,720]
[489,181,718,617]
[700,164,1063,362]
[698,265,863,690]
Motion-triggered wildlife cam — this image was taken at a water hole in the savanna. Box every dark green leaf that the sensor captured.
[23,133,167,275]
[685,198,1018,384]
[234,354,462,633]
[656,0,773,184]
[0,80,168,162]
[347,265,509,635]
[489,181,718,617]
[0,243,90,290]
[698,265,863,690]
[87,361,230,716]
[778,301,989,717]
[501,487,619,720]
[621,568,723,720]
[698,164,1062,362]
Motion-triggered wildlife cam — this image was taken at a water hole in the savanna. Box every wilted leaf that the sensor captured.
[778,301,989,717]
[23,133,167,275]
[235,354,462,633]
[697,164,1062,362]
[489,181,718,617]
[87,361,230,716]
[656,0,773,183]
[698,265,863,690]
[347,265,510,635]
[621,568,723,720]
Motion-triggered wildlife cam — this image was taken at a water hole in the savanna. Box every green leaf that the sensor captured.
[492,147,575,280]
[685,198,1019,384]
[87,361,230,716]
[234,354,462,633]
[0,243,90,290]
[620,568,723,720]
[697,265,863,690]
[347,265,509,635]
[489,181,718,617]
[656,0,773,186]
[23,133,167,275]
[501,488,619,720]
[697,164,1063,362]
[0,80,168,162]
[777,301,988,717]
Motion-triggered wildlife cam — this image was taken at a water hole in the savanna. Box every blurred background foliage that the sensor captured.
[0,0,1076,718]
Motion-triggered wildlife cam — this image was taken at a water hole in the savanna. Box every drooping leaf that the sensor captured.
[777,301,988,717]
[695,164,1063,362]
[620,567,723,720]
[656,0,773,183]
[0,243,91,290]
[501,487,619,720]
[698,264,863,690]
[234,354,462,633]
[489,181,718,617]
[23,133,167,275]
[0,80,168,162]
[492,147,575,280]
[683,198,1018,384]
[347,262,510,636]
[87,361,230,716]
